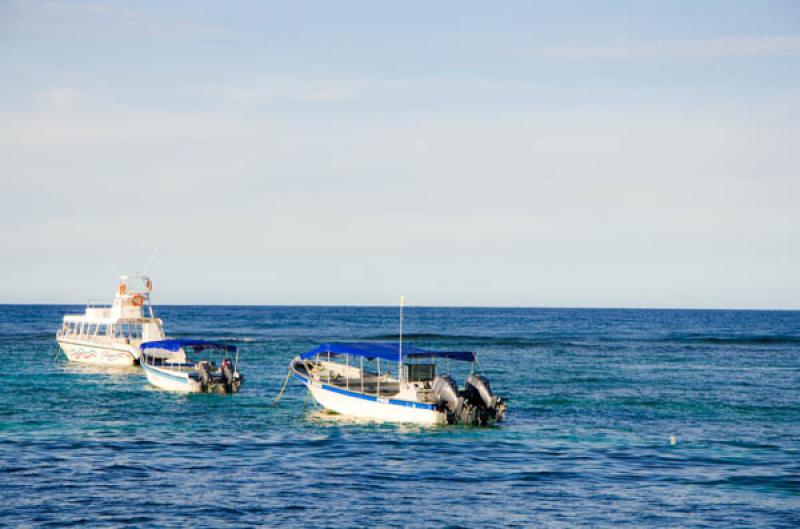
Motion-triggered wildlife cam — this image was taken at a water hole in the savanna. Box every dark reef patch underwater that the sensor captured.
[1,305,799,527]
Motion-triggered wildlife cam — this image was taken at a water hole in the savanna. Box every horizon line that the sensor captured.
[0,302,797,312]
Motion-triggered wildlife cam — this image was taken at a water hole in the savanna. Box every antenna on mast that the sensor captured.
[399,295,405,384]
[141,245,160,275]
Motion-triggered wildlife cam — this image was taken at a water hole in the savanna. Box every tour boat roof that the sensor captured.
[63,314,158,324]
[140,339,236,353]
[300,342,475,362]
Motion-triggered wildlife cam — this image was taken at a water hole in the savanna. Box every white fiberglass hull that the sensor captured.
[301,377,445,425]
[58,339,139,366]
[142,362,196,392]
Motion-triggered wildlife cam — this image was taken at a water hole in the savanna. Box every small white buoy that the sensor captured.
[669,435,677,445]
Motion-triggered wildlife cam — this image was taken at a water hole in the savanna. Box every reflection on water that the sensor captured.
[303,409,446,435]
[57,360,141,378]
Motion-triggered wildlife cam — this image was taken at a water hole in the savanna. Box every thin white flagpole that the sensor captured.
[399,295,405,384]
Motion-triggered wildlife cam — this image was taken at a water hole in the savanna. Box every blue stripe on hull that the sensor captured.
[294,371,437,411]
[387,398,436,410]
[306,380,436,410]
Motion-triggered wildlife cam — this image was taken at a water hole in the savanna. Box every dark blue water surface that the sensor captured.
[1,305,799,527]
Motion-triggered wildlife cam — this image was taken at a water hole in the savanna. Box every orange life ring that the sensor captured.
[131,294,144,306]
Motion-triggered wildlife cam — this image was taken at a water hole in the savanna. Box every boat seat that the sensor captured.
[324,377,401,397]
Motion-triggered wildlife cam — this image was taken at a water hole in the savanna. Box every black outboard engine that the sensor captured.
[464,374,506,424]
[220,359,237,393]
[432,375,466,424]
[196,361,212,392]
[465,375,497,409]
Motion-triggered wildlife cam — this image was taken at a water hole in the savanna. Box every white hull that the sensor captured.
[142,363,195,392]
[56,274,165,367]
[302,377,445,425]
[58,339,138,366]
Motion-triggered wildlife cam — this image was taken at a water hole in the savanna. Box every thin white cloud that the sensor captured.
[206,82,360,104]
[42,86,78,109]
[9,0,227,37]
[199,77,526,105]
[508,35,800,60]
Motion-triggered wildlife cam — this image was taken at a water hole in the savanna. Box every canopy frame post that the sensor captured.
[398,295,405,385]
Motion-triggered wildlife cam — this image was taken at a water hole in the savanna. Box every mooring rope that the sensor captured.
[272,369,292,406]
[302,386,311,413]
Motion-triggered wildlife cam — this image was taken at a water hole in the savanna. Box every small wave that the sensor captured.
[207,336,258,343]
[679,474,800,492]
[0,332,54,341]
[362,333,564,347]
[169,333,261,344]
[666,334,800,346]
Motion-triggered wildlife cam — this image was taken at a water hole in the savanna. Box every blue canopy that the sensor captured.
[300,342,475,362]
[140,339,236,353]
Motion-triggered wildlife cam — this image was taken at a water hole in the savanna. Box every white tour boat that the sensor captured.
[140,339,243,394]
[290,342,506,426]
[56,275,165,366]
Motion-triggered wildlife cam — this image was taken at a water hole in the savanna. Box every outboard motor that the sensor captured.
[464,374,506,423]
[221,359,236,393]
[432,375,465,424]
[464,375,497,409]
[196,361,212,392]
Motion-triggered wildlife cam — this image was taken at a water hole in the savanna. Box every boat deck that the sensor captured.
[144,362,197,373]
[293,361,408,398]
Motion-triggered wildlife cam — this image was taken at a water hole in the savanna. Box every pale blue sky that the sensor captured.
[2,1,799,308]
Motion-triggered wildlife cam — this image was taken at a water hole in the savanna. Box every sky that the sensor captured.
[1,0,799,308]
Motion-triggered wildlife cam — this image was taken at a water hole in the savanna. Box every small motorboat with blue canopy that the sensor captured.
[140,339,243,393]
[289,342,506,425]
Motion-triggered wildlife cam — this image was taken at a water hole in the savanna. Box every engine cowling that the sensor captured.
[196,361,212,391]
[432,375,459,409]
[464,374,497,409]
[432,375,465,423]
[221,359,235,391]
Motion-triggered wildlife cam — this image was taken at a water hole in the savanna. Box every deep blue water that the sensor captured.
[1,305,799,528]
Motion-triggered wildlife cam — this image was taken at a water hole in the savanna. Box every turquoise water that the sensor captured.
[1,305,799,527]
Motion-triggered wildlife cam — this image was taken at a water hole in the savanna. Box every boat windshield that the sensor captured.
[114,321,142,340]
[122,276,151,294]
[184,345,234,361]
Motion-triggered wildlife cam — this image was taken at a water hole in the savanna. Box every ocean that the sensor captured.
[1,305,798,527]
